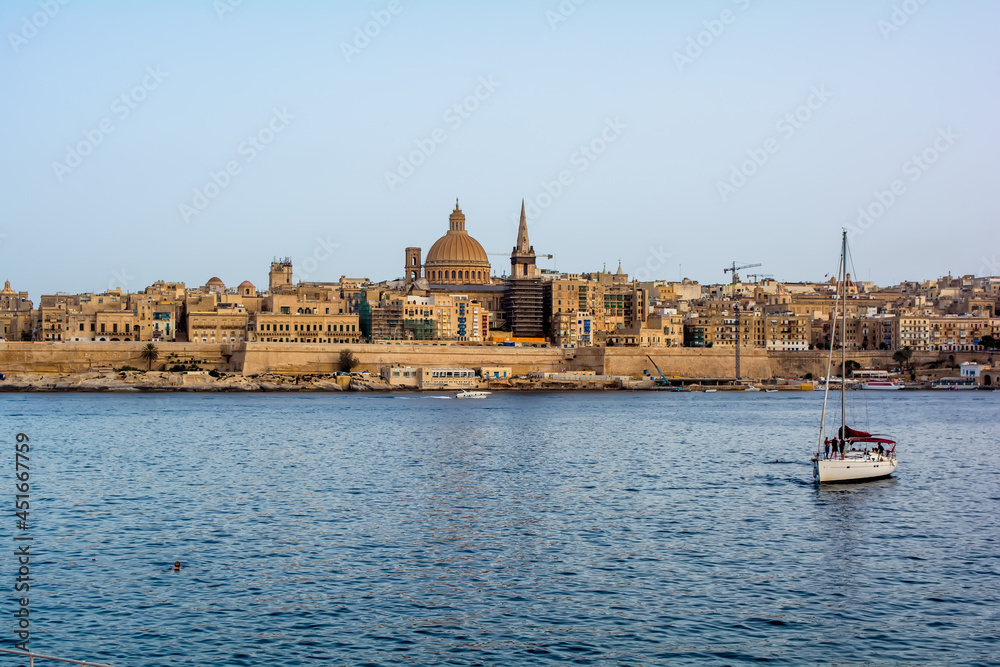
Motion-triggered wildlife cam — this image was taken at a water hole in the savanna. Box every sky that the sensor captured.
[2,0,998,299]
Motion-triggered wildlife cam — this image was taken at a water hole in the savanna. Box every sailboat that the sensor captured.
[812,232,898,483]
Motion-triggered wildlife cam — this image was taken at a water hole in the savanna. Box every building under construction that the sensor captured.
[504,201,546,339]
[504,278,545,338]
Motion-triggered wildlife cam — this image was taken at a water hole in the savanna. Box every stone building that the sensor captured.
[269,258,294,292]
[188,303,249,344]
[0,281,34,341]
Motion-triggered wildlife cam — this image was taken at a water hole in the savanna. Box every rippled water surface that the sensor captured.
[2,391,998,665]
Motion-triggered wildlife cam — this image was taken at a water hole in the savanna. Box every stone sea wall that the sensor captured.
[0,342,989,380]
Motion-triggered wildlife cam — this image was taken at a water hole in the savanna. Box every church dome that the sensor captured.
[422,201,491,285]
[426,232,489,265]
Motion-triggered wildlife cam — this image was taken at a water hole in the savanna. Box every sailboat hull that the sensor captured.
[814,457,897,483]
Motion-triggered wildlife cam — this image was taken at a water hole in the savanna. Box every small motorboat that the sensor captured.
[456,390,491,399]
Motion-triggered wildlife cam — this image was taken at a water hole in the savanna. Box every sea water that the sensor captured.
[1,391,997,665]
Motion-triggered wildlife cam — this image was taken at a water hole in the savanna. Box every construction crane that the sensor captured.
[646,355,670,387]
[488,253,554,259]
[724,261,762,285]
[646,355,689,390]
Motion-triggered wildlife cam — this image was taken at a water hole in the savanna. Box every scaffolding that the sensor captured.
[504,278,545,339]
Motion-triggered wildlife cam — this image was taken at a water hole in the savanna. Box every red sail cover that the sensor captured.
[838,425,871,439]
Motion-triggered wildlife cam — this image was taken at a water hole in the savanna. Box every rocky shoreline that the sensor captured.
[0,370,820,393]
[8,370,972,393]
[0,371,393,392]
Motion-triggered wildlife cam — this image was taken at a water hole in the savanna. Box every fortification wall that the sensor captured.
[0,342,236,374]
[0,342,991,380]
[240,343,590,376]
[605,348,773,380]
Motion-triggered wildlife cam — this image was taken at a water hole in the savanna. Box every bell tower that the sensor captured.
[269,257,293,292]
[510,200,539,279]
[405,247,422,287]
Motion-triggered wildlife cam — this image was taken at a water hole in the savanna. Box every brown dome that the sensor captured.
[425,232,489,266]
[421,202,491,285]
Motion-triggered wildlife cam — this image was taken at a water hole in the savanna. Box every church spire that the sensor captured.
[511,199,537,279]
[516,199,531,253]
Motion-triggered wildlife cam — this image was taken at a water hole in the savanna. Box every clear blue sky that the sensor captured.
[2,0,998,298]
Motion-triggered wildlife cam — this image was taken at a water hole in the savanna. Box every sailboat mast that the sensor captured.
[840,231,847,439]
[816,233,842,453]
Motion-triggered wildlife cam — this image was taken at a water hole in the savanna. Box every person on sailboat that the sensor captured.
[824,438,831,459]
[839,438,846,460]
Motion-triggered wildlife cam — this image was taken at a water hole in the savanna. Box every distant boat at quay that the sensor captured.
[861,379,903,390]
[931,379,978,390]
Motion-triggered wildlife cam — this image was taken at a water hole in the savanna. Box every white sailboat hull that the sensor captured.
[814,456,897,483]
[811,232,901,485]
